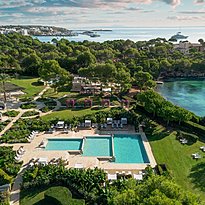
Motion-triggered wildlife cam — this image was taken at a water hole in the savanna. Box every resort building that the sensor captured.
[174,41,205,54]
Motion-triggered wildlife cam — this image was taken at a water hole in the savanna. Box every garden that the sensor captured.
[144,120,205,201]
[0,120,11,132]
[0,146,22,204]
[0,118,50,143]
[20,164,201,205]
[21,110,39,117]
[10,77,45,99]
[3,110,19,117]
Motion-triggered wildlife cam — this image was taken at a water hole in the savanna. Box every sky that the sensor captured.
[0,0,205,29]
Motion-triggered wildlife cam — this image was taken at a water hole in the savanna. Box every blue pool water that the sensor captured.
[45,139,83,150]
[83,137,112,157]
[113,134,149,163]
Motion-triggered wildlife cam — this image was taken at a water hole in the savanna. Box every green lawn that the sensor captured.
[10,77,45,98]
[41,107,110,120]
[42,88,76,99]
[20,186,84,205]
[146,122,205,201]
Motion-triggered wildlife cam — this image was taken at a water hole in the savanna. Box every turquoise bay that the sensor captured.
[157,80,205,117]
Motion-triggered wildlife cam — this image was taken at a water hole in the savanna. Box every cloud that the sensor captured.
[179,10,205,14]
[194,0,204,4]
[167,15,203,20]
[0,0,182,10]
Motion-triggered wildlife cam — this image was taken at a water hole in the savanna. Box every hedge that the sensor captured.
[44,186,85,205]
[182,121,205,137]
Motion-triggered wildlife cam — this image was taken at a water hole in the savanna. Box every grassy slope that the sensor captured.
[10,77,44,98]
[20,186,84,205]
[41,107,110,120]
[147,123,205,201]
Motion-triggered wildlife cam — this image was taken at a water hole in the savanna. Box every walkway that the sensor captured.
[10,168,25,205]
[33,86,50,101]
[0,111,23,137]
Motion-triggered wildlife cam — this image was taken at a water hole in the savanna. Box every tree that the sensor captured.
[0,73,10,103]
[134,71,153,91]
[38,60,72,91]
[21,53,42,76]
[77,51,96,68]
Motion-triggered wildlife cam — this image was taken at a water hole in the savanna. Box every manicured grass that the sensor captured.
[10,77,44,98]
[20,186,85,205]
[41,107,110,120]
[42,88,77,99]
[146,122,205,201]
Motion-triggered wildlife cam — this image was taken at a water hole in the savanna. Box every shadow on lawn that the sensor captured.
[189,162,205,192]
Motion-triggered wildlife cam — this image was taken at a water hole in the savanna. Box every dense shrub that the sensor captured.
[22,165,106,204]
[0,120,10,132]
[0,169,12,186]
[44,186,85,205]
[20,102,37,109]
[22,111,39,117]
[47,108,140,129]
[0,147,22,176]
[3,110,19,117]
[1,119,50,143]
[40,106,52,113]
[182,121,205,137]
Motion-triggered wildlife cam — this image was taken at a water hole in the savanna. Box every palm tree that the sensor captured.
[0,73,10,103]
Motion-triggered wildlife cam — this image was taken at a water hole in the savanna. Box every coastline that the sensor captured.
[162,76,205,82]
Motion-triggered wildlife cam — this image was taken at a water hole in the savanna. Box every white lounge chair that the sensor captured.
[192,153,201,159]
[181,139,188,144]
[108,173,117,180]
[75,163,84,169]
[38,157,48,165]
[133,174,143,180]
[15,155,22,162]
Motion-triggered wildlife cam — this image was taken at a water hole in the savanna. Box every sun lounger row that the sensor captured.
[15,146,26,162]
[29,157,69,167]
[107,171,143,181]
[26,131,39,142]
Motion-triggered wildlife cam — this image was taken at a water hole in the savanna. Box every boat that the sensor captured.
[170,32,188,40]
[156,81,164,85]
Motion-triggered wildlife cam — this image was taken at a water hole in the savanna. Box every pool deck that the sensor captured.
[6,127,156,205]
[4,127,156,171]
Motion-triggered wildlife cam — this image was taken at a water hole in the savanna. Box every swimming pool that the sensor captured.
[113,134,150,163]
[82,136,113,157]
[45,138,83,151]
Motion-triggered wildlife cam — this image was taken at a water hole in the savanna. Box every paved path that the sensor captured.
[33,86,49,101]
[10,167,25,205]
[0,111,24,137]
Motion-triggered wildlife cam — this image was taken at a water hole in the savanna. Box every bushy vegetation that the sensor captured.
[0,146,22,184]
[22,110,39,117]
[21,165,201,205]
[1,118,50,143]
[22,165,105,204]
[44,186,85,205]
[0,147,22,204]
[1,33,205,94]
[0,120,10,132]
[136,90,194,125]
[3,110,19,117]
[20,102,37,109]
[46,107,140,129]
